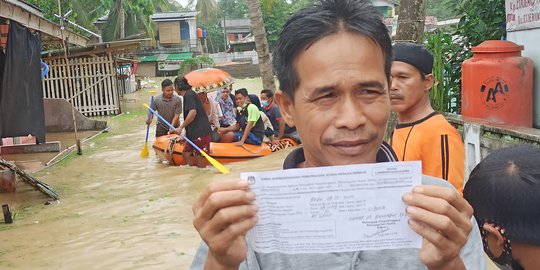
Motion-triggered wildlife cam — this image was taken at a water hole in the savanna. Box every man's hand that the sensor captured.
[193,180,258,270]
[403,185,473,270]
[146,119,152,125]
[169,126,183,135]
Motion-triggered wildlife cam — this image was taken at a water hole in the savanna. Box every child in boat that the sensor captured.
[217,88,265,146]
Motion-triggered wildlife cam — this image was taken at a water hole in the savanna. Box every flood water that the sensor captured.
[0,78,294,269]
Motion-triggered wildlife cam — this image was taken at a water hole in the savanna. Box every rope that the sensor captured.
[241,144,265,154]
[166,136,179,164]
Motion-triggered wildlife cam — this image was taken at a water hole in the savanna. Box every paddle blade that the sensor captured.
[200,150,230,174]
[140,142,149,158]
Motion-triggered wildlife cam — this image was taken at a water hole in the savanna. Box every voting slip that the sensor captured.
[241,161,422,254]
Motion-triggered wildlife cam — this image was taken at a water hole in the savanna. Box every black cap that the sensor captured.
[392,42,434,75]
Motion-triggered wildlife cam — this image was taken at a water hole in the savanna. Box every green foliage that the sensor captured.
[261,0,290,48]
[455,0,507,46]
[426,0,460,20]
[425,30,466,113]
[424,0,506,113]
[200,22,226,53]
[219,0,249,19]
[189,0,219,25]
[25,0,72,21]
[28,0,180,41]
[178,55,215,75]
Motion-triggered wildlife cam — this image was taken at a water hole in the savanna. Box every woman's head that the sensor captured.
[464,144,540,269]
[248,94,263,111]
[220,86,232,100]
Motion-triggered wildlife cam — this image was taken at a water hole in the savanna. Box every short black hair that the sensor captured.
[235,88,248,97]
[260,89,274,98]
[464,144,540,246]
[272,0,392,101]
[173,76,191,91]
[161,79,173,89]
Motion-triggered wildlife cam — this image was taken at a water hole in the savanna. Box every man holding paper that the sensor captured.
[189,0,485,269]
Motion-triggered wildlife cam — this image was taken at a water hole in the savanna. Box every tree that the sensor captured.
[219,0,249,19]
[247,0,275,90]
[424,0,506,113]
[261,0,290,48]
[73,0,174,41]
[426,0,460,19]
[189,0,219,25]
[395,0,428,43]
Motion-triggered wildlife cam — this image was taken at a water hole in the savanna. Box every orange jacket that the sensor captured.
[389,112,465,193]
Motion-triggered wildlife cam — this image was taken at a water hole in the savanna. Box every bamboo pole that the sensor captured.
[57,0,81,155]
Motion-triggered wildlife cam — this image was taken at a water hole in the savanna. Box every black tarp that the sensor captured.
[0,22,45,144]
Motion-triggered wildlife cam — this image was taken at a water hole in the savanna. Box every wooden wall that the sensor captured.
[42,55,120,116]
[158,22,181,44]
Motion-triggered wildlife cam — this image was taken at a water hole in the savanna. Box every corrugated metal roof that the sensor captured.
[166,52,193,61]
[139,55,158,62]
[151,12,198,21]
[139,52,194,62]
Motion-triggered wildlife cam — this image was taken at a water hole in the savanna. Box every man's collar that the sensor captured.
[282,141,398,169]
[265,100,275,110]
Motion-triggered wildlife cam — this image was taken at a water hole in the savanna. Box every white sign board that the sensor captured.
[506,0,540,31]
[157,61,181,71]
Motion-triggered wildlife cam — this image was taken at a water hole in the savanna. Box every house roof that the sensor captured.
[0,0,88,46]
[42,39,148,60]
[151,12,198,22]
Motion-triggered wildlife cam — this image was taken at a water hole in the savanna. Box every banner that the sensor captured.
[506,0,540,31]
[157,61,181,71]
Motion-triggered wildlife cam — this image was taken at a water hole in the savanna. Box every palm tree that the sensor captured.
[70,0,175,42]
[247,0,275,91]
[188,0,219,25]
[189,0,275,90]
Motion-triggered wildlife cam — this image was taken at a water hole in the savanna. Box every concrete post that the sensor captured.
[463,122,482,183]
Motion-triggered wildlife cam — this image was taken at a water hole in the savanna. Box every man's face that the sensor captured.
[162,85,174,99]
[260,93,271,103]
[174,86,185,97]
[276,32,390,167]
[235,93,247,107]
[389,61,433,114]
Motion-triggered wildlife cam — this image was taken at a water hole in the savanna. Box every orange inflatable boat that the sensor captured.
[152,134,298,165]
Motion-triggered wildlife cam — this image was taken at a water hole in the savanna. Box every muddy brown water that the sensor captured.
[0,78,294,269]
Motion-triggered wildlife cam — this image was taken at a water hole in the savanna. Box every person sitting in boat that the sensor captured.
[215,86,237,128]
[248,94,275,143]
[146,79,182,137]
[260,89,301,143]
[198,91,223,142]
[172,76,213,168]
[218,88,264,146]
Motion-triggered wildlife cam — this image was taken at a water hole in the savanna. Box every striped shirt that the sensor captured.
[151,94,182,136]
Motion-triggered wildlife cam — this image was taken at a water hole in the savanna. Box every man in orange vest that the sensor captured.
[389,42,464,192]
